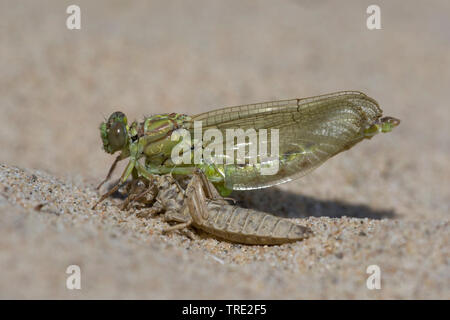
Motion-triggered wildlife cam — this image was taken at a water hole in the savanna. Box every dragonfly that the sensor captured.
[92,91,400,209]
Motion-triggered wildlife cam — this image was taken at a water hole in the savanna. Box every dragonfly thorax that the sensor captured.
[142,113,191,142]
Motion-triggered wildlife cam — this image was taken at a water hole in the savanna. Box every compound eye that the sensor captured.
[108,122,126,151]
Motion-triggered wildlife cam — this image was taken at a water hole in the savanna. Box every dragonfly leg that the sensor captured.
[92,180,126,210]
[145,165,196,176]
[120,163,160,210]
[182,170,213,223]
[96,155,122,190]
[171,177,185,194]
[92,158,136,209]
[180,228,200,240]
[193,169,228,203]
[127,186,158,209]
[162,220,192,233]
[137,201,164,218]
[162,210,199,240]
[121,178,150,210]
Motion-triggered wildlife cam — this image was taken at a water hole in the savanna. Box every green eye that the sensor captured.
[100,111,128,154]
[108,122,127,151]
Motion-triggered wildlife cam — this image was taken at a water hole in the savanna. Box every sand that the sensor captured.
[0,0,448,299]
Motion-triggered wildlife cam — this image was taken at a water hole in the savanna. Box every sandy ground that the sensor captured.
[0,0,449,299]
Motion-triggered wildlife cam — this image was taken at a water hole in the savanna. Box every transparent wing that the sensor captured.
[190,91,383,190]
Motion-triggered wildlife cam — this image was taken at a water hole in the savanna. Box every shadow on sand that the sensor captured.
[231,187,396,220]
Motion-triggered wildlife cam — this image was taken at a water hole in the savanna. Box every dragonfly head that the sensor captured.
[364,116,400,138]
[100,111,129,154]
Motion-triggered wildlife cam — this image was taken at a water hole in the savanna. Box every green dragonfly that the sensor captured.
[92,91,400,208]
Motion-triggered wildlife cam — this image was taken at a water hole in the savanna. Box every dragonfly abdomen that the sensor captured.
[195,201,312,245]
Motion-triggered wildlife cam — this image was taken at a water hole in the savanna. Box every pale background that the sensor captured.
[0,0,448,299]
